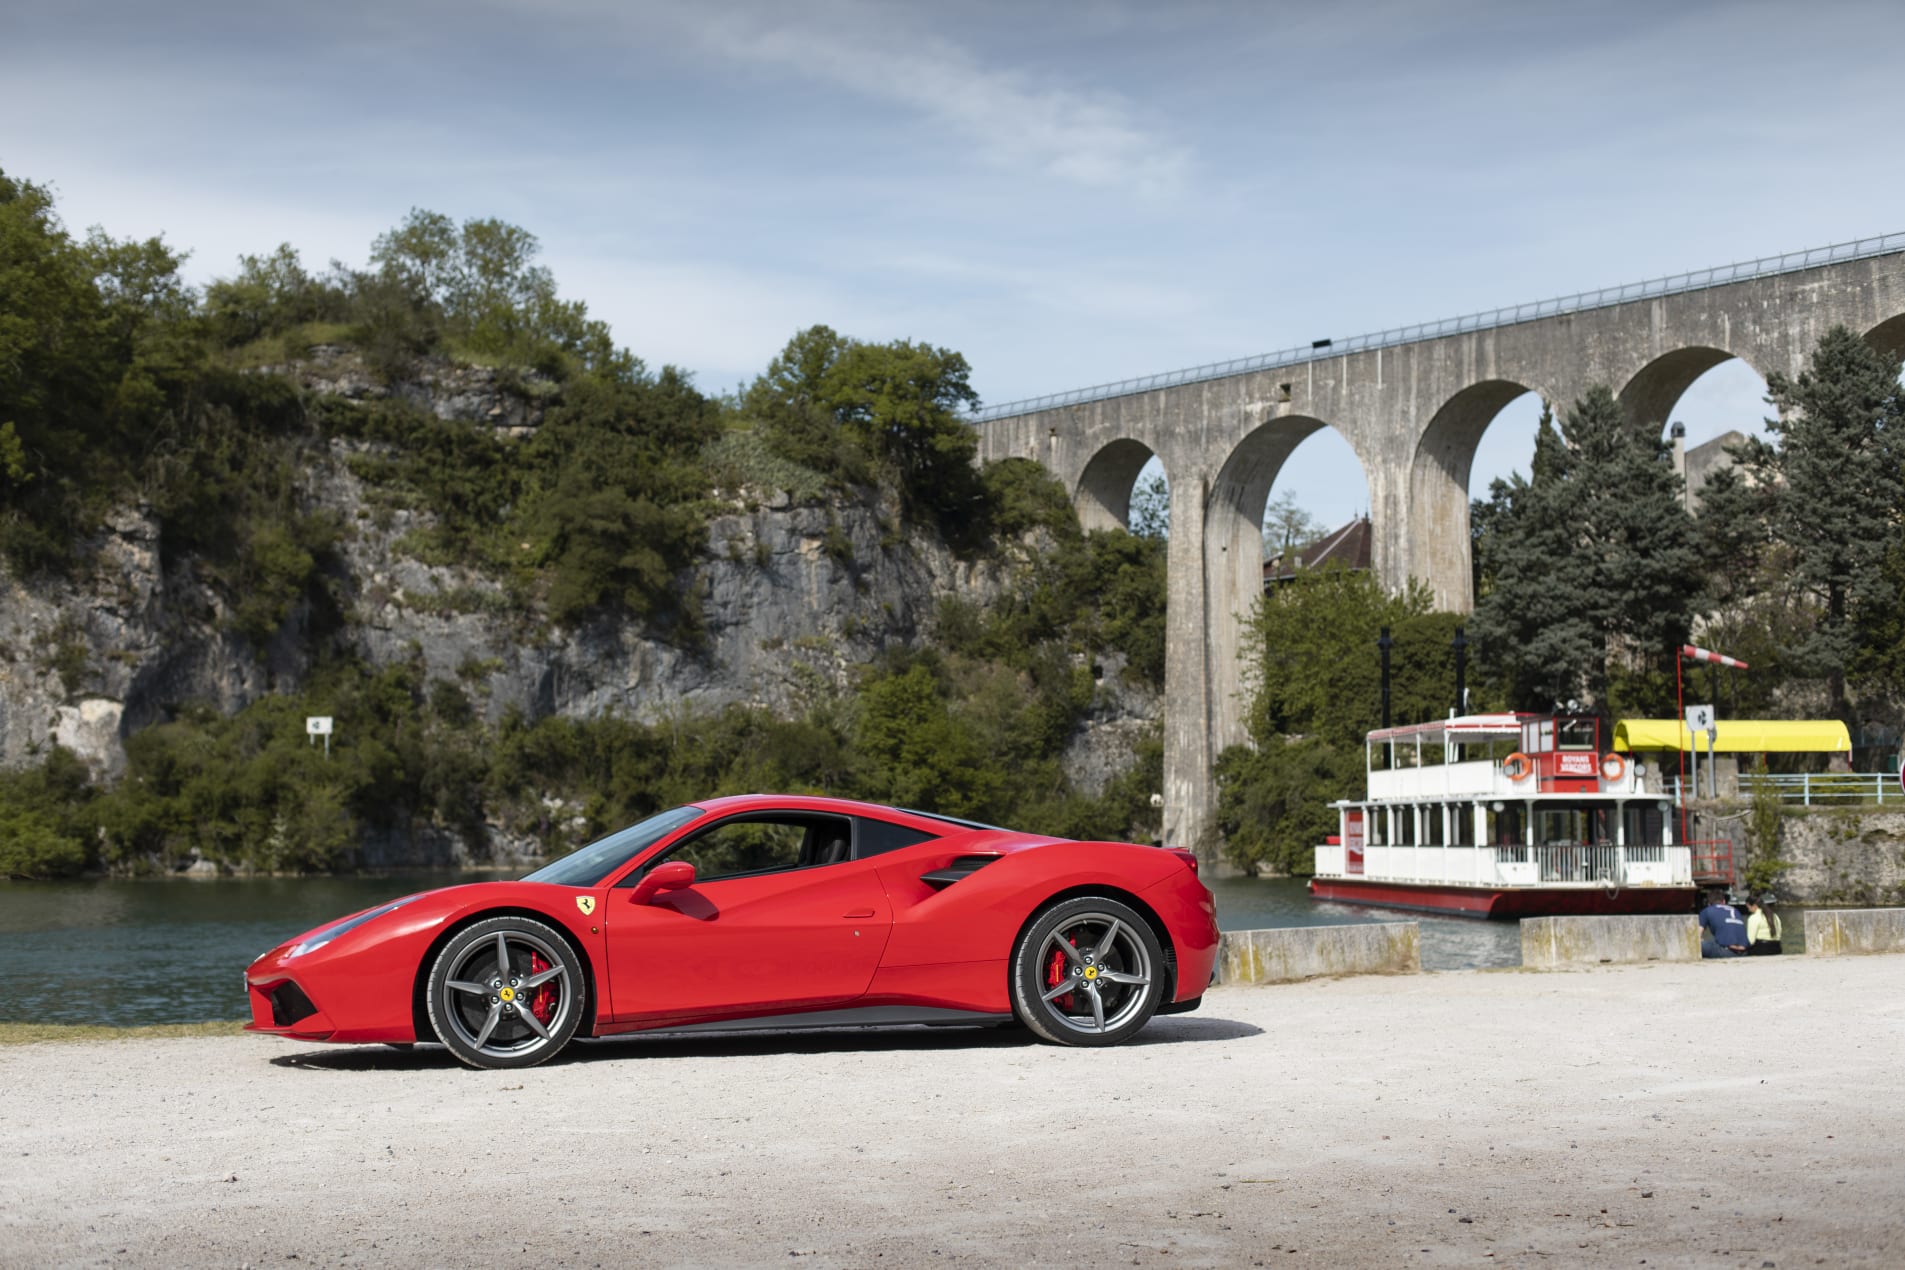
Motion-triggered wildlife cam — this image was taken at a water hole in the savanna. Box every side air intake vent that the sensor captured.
[920,855,999,891]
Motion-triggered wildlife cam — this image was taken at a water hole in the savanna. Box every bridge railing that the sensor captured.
[971,230,1905,422]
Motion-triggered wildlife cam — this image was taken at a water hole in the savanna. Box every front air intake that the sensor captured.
[269,981,318,1027]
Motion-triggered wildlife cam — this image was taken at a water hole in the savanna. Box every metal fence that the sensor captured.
[971,230,1905,422]
[1724,772,1905,807]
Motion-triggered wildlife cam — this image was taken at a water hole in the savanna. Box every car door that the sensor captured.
[605,813,894,1024]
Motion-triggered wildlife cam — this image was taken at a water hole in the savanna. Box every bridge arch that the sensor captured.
[1620,346,1771,433]
[1866,312,1905,362]
[1073,438,1158,533]
[1410,378,1549,611]
[1206,415,1366,751]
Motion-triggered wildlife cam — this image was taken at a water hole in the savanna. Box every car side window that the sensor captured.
[642,814,854,884]
[854,816,939,859]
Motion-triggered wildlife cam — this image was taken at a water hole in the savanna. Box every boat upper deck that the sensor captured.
[1364,713,1647,803]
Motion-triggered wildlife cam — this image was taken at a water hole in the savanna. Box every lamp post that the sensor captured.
[1378,626,1393,729]
[1452,626,1468,718]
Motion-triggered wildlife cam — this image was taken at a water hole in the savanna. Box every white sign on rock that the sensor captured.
[306,716,334,736]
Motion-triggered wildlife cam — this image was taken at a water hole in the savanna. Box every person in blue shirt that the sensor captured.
[1699,890,1749,958]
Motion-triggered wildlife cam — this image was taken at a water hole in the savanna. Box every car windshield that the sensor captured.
[520,806,705,887]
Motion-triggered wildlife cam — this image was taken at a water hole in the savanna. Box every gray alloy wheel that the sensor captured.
[425,916,584,1070]
[1010,896,1167,1047]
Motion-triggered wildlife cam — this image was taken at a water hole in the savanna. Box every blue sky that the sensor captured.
[5,0,1902,531]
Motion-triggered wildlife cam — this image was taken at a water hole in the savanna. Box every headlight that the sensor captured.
[285,897,419,959]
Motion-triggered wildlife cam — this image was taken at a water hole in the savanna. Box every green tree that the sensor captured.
[0,168,202,571]
[1754,326,1905,714]
[1684,458,1797,713]
[1471,388,1699,712]
[203,243,348,348]
[366,208,622,375]
[1129,471,1169,539]
[1219,565,1464,874]
[0,748,94,878]
[853,660,997,818]
[744,326,981,529]
[1246,567,1462,750]
[743,324,865,480]
[1261,490,1320,559]
[1214,736,1363,875]
[1739,771,1791,895]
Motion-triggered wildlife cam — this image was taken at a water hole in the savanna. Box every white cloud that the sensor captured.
[582,0,1192,196]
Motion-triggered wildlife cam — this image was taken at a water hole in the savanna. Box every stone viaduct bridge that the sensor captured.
[974,234,1905,862]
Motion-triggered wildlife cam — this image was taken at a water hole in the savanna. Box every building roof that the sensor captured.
[1263,515,1372,586]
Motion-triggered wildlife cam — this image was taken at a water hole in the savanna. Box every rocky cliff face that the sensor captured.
[0,354,1159,832]
[1769,809,1905,905]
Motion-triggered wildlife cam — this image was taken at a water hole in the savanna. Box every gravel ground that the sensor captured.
[3,954,1900,1269]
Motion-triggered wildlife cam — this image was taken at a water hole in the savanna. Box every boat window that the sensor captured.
[1451,802,1477,848]
[1624,802,1665,846]
[1556,718,1598,752]
[1488,803,1524,847]
[1425,804,1445,846]
[1397,806,1417,846]
[1535,807,1588,846]
[1532,805,1618,846]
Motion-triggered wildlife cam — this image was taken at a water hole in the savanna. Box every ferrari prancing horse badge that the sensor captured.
[575,896,596,916]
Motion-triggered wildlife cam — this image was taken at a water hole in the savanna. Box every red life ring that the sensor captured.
[1600,752,1626,782]
[1502,752,1534,782]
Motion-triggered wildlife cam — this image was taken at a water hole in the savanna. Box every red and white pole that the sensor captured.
[1676,643,1750,853]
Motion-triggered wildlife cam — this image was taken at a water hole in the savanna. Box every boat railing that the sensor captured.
[1313,842,1692,888]
[1687,838,1736,887]
[1368,757,1643,800]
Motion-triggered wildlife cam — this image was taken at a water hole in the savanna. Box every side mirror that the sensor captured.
[628,859,697,905]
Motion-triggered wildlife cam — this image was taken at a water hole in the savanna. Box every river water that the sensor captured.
[0,872,1526,1028]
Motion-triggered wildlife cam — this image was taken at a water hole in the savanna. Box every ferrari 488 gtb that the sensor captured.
[245,795,1219,1068]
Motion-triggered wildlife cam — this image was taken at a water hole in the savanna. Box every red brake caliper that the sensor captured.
[528,951,557,1025]
[1045,938,1075,1012]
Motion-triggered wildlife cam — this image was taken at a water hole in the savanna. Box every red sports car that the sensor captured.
[245,795,1219,1068]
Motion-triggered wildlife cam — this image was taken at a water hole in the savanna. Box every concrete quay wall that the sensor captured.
[1805,907,1905,955]
[1216,921,1419,985]
[1521,914,1701,969]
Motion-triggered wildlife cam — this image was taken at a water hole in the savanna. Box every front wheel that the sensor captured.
[425,916,584,1069]
[1010,897,1167,1047]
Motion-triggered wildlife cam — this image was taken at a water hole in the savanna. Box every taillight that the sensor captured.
[1166,846,1199,875]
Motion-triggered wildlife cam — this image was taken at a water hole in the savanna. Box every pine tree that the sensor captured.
[1471,389,1699,710]
[1758,326,1905,714]
[1471,405,1598,708]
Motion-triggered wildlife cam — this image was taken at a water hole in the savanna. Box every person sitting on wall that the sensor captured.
[1699,889,1749,958]
[1745,896,1784,956]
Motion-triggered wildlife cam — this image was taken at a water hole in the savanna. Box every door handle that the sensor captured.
[842,908,876,919]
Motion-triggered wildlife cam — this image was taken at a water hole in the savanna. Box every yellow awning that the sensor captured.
[1612,719,1852,753]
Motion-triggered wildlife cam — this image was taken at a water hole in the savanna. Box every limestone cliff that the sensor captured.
[0,352,1159,861]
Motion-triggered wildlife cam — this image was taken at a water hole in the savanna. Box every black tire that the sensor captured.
[1010,896,1167,1047]
[425,916,584,1069]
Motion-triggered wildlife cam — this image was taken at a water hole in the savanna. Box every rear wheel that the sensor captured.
[1010,896,1166,1047]
[425,916,583,1069]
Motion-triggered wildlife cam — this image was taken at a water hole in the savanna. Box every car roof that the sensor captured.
[686,794,1009,835]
